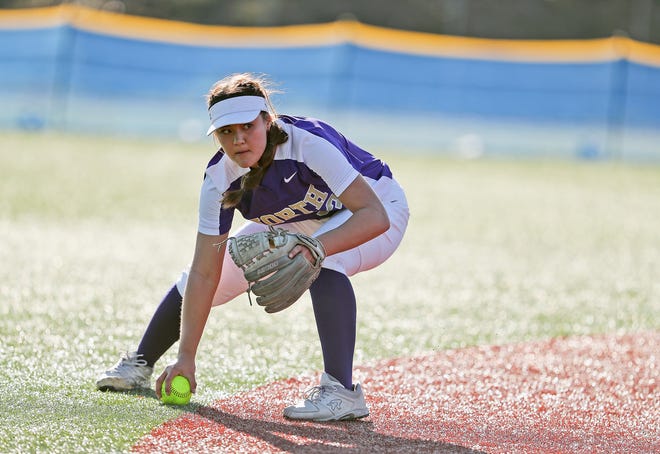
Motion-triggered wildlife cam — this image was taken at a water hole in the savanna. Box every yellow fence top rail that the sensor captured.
[2,4,660,66]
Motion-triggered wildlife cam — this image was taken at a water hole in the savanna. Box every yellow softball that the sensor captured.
[161,375,192,405]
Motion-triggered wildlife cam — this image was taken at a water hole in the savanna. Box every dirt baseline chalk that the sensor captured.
[133,332,658,453]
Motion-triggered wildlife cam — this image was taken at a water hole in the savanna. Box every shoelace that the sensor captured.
[304,385,338,403]
[118,352,148,368]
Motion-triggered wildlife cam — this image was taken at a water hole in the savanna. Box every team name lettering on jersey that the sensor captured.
[250,184,343,225]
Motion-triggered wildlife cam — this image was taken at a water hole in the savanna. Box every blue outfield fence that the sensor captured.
[1,5,659,160]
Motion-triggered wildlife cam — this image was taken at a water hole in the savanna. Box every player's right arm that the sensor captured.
[156,159,234,397]
[155,231,228,397]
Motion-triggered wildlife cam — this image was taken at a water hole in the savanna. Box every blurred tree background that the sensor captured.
[2,0,660,44]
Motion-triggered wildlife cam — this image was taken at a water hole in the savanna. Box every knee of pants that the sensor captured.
[176,222,267,307]
[175,256,250,307]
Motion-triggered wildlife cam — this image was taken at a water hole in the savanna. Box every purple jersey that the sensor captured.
[198,115,393,236]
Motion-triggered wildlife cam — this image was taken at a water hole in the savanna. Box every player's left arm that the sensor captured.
[294,175,389,259]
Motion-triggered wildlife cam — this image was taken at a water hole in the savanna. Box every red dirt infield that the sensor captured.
[133,332,658,453]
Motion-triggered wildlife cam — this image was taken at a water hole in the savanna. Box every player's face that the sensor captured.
[214,114,270,168]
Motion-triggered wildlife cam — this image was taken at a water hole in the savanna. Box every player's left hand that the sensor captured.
[289,244,316,262]
[226,227,326,313]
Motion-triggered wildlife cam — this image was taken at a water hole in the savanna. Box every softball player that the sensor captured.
[96,73,409,421]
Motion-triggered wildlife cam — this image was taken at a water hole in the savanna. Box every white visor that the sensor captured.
[206,95,268,135]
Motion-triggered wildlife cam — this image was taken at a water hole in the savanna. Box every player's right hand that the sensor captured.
[155,359,196,399]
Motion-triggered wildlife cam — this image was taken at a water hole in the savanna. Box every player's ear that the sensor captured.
[262,112,273,129]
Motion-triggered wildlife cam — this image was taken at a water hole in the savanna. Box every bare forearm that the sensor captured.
[318,204,390,256]
[177,269,217,359]
[155,232,225,396]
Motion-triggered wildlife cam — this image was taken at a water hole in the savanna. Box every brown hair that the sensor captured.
[207,73,288,209]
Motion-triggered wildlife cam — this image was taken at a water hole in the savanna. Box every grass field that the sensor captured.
[1,131,658,453]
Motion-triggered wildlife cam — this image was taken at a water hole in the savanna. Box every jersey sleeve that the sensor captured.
[300,134,360,196]
[197,175,234,235]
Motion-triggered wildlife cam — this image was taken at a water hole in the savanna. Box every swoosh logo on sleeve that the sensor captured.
[284,172,297,183]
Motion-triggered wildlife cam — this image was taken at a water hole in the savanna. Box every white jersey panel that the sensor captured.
[197,176,225,236]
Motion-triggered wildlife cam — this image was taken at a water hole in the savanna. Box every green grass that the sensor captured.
[1,131,658,452]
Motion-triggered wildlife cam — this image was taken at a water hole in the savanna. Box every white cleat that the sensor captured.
[95,351,153,392]
[283,373,370,422]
